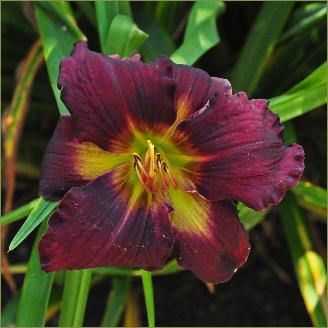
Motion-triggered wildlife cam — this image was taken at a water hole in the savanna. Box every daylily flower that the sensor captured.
[38,42,304,283]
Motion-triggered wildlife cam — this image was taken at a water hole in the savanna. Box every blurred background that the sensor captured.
[1,1,327,326]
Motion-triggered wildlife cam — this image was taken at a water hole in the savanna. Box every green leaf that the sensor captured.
[2,290,21,327]
[95,1,131,52]
[230,1,294,95]
[59,270,92,327]
[76,1,97,27]
[170,1,225,65]
[8,198,57,252]
[101,276,130,327]
[141,270,155,328]
[293,181,327,219]
[34,1,86,115]
[0,198,39,225]
[281,123,327,326]
[269,62,327,122]
[238,203,269,231]
[16,222,55,327]
[279,3,327,42]
[137,9,176,63]
[104,15,148,57]
[153,1,187,34]
[280,194,327,327]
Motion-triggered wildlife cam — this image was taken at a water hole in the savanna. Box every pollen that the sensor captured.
[133,140,179,193]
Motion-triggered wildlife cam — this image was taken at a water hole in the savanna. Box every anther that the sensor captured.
[156,154,168,191]
[133,153,149,178]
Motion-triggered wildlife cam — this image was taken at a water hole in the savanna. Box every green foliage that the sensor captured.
[1,290,21,327]
[280,194,327,327]
[0,198,39,225]
[9,198,57,251]
[59,270,92,327]
[104,15,148,57]
[293,181,327,219]
[95,1,131,52]
[16,222,55,327]
[34,1,86,115]
[230,1,294,95]
[171,1,225,65]
[270,62,327,122]
[101,277,130,327]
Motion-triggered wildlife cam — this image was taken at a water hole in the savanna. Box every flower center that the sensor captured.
[133,140,179,193]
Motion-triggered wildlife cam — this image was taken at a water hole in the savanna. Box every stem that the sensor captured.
[141,270,155,327]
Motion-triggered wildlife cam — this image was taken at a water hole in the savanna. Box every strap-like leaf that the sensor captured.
[16,222,55,327]
[0,198,39,225]
[59,270,92,327]
[8,198,57,252]
[101,276,130,327]
[104,15,148,57]
[270,62,327,122]
[293,181,327,219]
[95,1,131,52]
[34,1,86,115]
[230,1,294,95]
[280,194,327,327]
[170,1,225,65]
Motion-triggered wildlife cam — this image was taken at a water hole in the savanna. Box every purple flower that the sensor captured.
[38,42,304,283]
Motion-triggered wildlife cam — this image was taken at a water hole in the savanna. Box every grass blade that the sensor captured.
[34,1,86,115]
[170,1,225,65]
[230,1,294,95]
[141,270,155,328]
[101,276,130,327]
[280,194,327,327]
[293,181,327,219]
[8,198,57,252]
[104,15,148,57]
[0,198,39,225]
[95,1,131,52]
[59,269,92,327]
[16,222,55,327]
[269,62,327,122]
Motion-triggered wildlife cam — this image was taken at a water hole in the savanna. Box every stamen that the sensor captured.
[133,153,149,179]
[133,141,180,192]
[157,154,168,191]
[163,162,179,190]
[134,162,151,192]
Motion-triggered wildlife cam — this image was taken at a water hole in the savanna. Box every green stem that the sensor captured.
[141,270,155,327]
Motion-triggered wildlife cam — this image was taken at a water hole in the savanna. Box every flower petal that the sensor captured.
[169,190,250,283]
[39,116,130,200]
[174,93,305,210]
[39,167,174,271]
[58,42,176,151]
[173,64,231,122]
